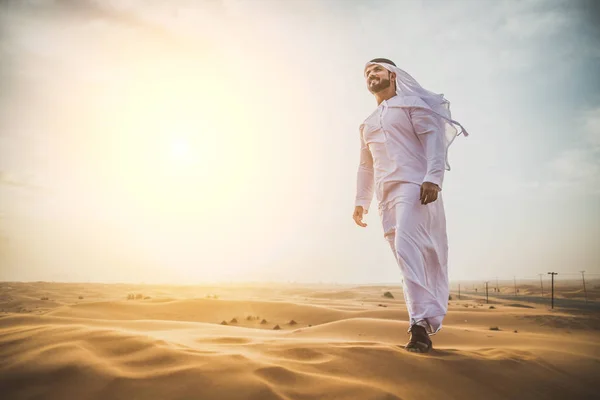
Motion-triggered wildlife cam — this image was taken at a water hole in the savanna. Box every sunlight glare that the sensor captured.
[170,137,193,164]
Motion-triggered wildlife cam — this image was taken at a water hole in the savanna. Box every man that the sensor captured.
[353,58,468,353]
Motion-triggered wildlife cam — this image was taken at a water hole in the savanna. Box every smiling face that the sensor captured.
[364,64,395,94]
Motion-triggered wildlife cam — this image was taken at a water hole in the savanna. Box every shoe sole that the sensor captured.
[405,341,431,353]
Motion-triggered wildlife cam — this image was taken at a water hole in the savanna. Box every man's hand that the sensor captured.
[420,182,440,205]
[353,205,368,227]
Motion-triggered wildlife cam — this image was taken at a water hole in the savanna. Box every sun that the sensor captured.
[170,137,193,164]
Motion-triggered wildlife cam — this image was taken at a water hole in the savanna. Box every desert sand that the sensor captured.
[1,281,599,400]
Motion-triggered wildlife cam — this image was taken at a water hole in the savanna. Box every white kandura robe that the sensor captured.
[355,94,449,335]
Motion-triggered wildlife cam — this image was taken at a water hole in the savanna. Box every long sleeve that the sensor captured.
[412,108,446,189]
[355,131,374,211]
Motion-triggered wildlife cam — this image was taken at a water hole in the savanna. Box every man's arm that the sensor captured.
[411,108,446,189]
[355,130,374,212]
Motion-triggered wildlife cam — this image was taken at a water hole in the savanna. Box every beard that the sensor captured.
[368,76,392,93]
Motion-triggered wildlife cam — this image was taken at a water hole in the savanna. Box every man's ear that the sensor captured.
[390,71,396,81]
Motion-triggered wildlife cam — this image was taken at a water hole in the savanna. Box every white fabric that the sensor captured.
[355,95,445,213]
[364,61,469,172]
[380,182,448,336]
[355,62,461,336]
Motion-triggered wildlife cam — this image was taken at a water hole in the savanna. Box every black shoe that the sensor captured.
[405,324,432,353]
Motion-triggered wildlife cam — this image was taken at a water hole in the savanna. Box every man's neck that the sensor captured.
[374,88,396,105]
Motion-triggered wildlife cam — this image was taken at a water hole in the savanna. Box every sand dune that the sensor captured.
[1,282,598,399]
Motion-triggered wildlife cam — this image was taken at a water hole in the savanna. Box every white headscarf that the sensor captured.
[365,61,469,171]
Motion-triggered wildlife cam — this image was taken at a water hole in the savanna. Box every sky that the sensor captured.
[0,0,599,284]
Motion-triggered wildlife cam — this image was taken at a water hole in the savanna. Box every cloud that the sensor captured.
[551,148,599,181]
[0,170,32,188]
[0,170,44,189]
[582,107,600,149]
[501,4,571,39]
[547,106,600,194]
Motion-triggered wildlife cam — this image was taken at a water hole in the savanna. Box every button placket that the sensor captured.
[379,103,388,139]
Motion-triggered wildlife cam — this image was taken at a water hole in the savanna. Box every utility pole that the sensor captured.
[538,274,544,298]
[458,283,461,300]
[496,276,499,293]
[580,271,588,304]
[485,281,489,304]
[548,272,558,309]
[514,276,517,296]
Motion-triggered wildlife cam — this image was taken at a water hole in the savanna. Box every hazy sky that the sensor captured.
[1,0,599,284]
